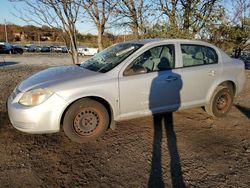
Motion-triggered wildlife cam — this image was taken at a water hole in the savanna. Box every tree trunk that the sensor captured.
[71,48,79,65]
[131,4,140,39]
[183,0,191,30]
[68,28,79,64]
[97,25,104,51]
[169,15,176,29]
[132,24,140,39]
[170,0,177,29]
[69,43,78,65]
[132,17,140,39]
[234,47,242,58]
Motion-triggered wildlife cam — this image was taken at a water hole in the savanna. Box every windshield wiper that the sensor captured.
[116,46,135,56]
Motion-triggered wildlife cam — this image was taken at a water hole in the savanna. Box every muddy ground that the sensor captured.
[0,54,249,187]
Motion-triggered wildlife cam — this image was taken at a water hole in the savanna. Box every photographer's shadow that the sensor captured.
[148,113,185,188]
[148,62,185,187]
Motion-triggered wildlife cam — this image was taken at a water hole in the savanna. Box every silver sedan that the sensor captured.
[8,39,246,143]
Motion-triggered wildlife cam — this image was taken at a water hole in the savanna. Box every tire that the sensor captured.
[205,85,233,117]
[63,98,109,143]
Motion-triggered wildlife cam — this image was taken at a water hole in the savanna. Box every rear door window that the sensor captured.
[181,44,218,67]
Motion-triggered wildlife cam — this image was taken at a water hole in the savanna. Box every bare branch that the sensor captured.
[10,0,81,64]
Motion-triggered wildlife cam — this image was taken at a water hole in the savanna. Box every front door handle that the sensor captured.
[165,76,178,82]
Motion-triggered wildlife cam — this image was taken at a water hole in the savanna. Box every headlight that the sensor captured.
[19,88,53,106]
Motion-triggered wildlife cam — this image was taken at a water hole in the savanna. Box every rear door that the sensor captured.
[178,44,222,107]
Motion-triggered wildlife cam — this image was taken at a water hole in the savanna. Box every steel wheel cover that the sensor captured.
[73,108,100,136]
[216,92,231,113]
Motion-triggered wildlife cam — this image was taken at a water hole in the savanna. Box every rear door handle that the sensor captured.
[165,76,178,82]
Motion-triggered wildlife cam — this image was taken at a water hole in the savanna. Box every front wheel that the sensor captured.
[63,99,109,143]
[205,86,233,117]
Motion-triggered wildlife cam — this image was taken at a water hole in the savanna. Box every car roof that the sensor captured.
[126,38,214,47]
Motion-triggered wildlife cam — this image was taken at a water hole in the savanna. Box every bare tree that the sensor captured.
[115,0,218,39]
[180,0,218,34]
[117,0,149,39]
[158,0,179,29]
[229,0,250,25]
[150,0,219,38]
[227,0,250,57]
[10,0,81,64]
[81,0,118,50]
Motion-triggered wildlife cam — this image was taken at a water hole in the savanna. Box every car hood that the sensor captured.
[18,65,100,92]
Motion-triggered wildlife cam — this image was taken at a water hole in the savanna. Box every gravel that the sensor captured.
[0,53,250,187]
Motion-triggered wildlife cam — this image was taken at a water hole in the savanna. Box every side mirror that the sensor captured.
[124,64,148,76]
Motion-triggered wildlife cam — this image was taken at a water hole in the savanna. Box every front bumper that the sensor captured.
[7,91,69,134]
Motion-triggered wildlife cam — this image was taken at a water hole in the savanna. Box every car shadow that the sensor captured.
[0,110,10,129]
[235,104,250,119]
[0,61,19,67]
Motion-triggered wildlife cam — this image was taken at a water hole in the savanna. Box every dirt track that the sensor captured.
[0,54,250,187]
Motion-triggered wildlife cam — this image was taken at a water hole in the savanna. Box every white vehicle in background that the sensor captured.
[53,46,68,53]
[78,47,98,56]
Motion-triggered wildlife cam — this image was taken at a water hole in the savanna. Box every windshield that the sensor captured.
[80,43,142,73]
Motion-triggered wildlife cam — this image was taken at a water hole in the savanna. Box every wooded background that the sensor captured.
[4,0,250,64]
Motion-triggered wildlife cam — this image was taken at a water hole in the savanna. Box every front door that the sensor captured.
[118,44,182,119]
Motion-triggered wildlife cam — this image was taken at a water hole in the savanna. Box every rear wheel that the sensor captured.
[63,99,109,143]
[205,85,233,117]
